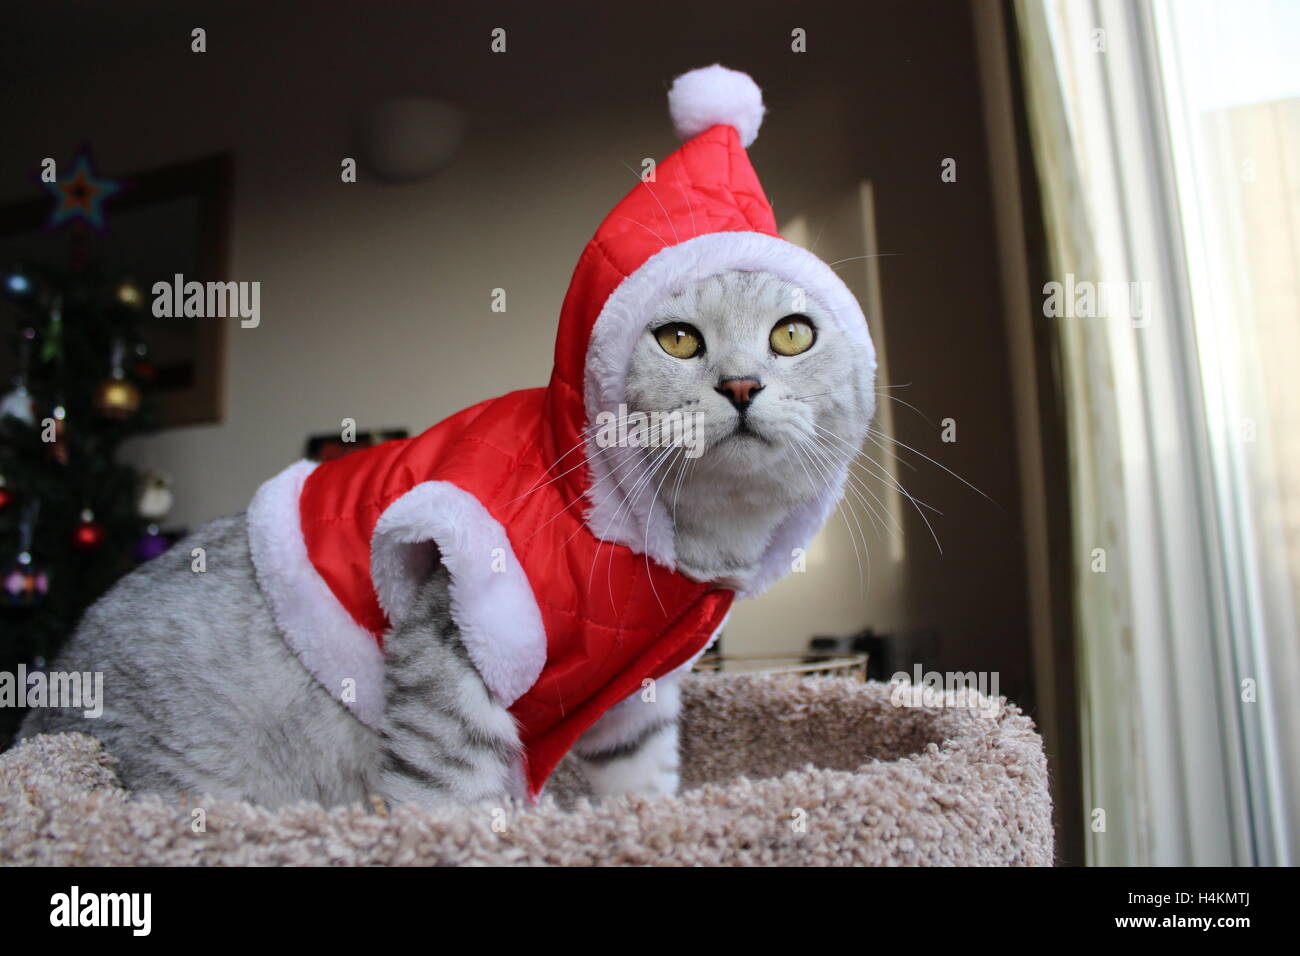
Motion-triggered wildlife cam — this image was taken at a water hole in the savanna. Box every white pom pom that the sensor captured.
[668,64,765,148]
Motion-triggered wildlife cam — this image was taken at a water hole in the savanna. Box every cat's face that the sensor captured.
[625,269,871,491]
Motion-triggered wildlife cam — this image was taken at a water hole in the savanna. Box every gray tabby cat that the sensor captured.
[19,270,873,808]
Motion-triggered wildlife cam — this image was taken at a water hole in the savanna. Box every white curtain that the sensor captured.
[1015,0,1298,865]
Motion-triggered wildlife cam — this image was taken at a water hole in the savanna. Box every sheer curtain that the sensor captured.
[1014,0,1298,865]
[1152,0,1300,866]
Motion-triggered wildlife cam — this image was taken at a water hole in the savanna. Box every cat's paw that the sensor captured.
[578,725,681,799]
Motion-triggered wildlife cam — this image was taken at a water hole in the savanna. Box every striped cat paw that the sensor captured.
[575,719,681,799]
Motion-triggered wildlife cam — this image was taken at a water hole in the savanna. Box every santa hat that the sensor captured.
[549,64,877,597]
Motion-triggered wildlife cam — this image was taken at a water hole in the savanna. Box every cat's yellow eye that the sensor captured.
[655,322,704,359]
[770,315,816,356]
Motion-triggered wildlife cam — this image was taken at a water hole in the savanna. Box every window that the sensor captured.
[1017,0,1299,864]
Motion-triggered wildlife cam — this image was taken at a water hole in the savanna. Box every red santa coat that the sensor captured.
[245,66,876,800]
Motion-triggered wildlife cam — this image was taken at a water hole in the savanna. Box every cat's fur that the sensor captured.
[19,270,871,808]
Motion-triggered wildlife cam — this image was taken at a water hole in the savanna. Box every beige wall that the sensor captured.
[2,1,1031,687]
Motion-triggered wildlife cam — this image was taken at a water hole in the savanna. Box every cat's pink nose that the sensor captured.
[716,377,764,409]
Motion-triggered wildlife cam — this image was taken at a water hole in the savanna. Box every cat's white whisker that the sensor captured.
[668,446,695,530]
[597,444,678,608]
[810,421,945,554]
[853,451,943,515]
[586,443,677,598]
[642,445,687,614]
[622,163,681,246]
[672,170,699,240]
[807,432,904,546]
[616,215,671,251]
[794,437,868,597]
[826,252,902,268]
[506,418,615,505]
[807,216,829,257]
[511,444,618,516]
[788,391,834,402]
[583,448,656,592]
[866,425,995,504]
[811,422,935,508]
[515,402,691,525]
[873,391,935,427]
[549,444,644,555]
[796,437,868,585]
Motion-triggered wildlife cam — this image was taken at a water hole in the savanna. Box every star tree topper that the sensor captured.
[43,149,122,233]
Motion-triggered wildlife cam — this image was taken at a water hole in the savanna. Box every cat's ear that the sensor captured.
[668,65,765,148]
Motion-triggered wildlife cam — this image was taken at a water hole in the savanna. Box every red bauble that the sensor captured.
[73,519,106,550]
[45,415,68,465]
[0,487,12,510]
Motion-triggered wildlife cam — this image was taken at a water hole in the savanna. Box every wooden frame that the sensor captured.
[0,152,233,427]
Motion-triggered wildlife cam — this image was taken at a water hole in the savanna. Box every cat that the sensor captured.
[18,269,875,808]
[18,63,880,807]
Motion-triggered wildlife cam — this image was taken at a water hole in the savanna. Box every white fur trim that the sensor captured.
[668,64,766,148]
[370,481,546,707]
[246,460,386,727]
[582,231,876,597]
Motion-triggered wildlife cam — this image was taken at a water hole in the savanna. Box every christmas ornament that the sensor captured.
[0,385,35,425]
[116,278,144,308]
[132,342,157,382]
[3,266,37,302]
[0,476,11,511]
[39,296,65,364]
[94,340,141,419]
[2,555,50,607]
[73,508,106,550]
[45,404,69,466]
[41,149,122,233]
[134,524,171,563]
[3,502,49,608]
[137,470,174,520]
[94,379,141,418]
[0,327,37,425]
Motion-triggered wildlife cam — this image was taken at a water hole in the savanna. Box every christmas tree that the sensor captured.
[0,230,163,745]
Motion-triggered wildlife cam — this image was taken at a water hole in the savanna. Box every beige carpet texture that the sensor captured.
[0,673,1054,865]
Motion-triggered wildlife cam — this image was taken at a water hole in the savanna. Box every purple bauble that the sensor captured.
[134,530,172,563]
[1,559,48,607]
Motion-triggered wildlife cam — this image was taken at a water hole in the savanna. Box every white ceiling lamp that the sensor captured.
[355,96,465,183]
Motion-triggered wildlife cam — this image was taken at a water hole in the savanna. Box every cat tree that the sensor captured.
[0,673,1053,865]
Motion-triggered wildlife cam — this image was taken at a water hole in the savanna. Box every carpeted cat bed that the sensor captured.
[0,674,1053,866]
